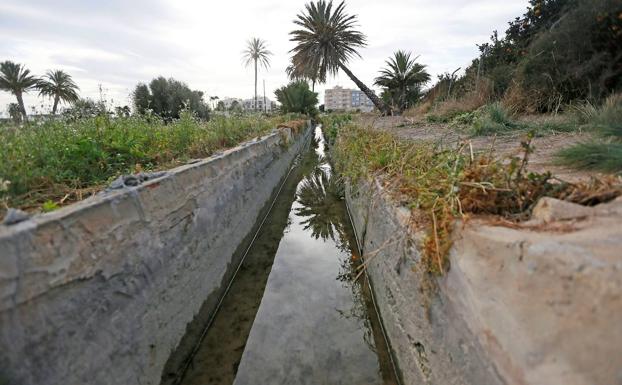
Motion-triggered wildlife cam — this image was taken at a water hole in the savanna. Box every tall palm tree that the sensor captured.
[37,70,80,114]
[0,61,39,121]
[290,0,390,115]
[375,51,430,112]
[242,38,272,112]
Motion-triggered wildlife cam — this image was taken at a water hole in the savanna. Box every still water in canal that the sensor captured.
[178,126,398,385]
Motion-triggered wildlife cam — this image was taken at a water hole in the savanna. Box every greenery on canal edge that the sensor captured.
[0,112,304,214]
[330,120,621,275]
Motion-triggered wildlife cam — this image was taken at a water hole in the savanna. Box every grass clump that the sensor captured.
[0,111,296,214]
[557,142,622,173]
[471,103,522,135]
[557,94,622,173]
[333,124,620,275]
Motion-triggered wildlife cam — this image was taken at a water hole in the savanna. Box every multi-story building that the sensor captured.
[220,97,277,112]
[324,86,374,112]
[243,97,277,112]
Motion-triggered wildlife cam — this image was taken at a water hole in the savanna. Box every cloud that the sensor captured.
[0,0,528,116]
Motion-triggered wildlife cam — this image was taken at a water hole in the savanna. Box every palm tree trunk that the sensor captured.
[254,59,258,112]
[52,95,60,115]
[15,91,28,122]
[339,63,391,115]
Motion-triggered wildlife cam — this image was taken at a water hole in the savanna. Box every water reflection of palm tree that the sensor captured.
[295,166,346,242]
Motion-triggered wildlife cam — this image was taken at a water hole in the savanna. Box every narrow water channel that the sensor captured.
[177,127,398,385]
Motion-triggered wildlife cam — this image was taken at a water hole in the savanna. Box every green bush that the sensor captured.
[274,81,318,116]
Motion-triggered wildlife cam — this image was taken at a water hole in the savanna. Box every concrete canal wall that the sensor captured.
[346,179,622,385]
[0,124,312,385]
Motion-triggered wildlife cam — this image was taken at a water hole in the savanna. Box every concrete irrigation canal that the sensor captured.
[1,121,621,385]
[0,123,396,385]
[169,127,397,385]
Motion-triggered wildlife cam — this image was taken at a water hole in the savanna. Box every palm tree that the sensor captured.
[286,63,319,91]
[0,61,39,121]
[375,51,430,112]
[37,70,80,114]
[242,38,272,112]
[295,167,346,242]
[290,0,391,115]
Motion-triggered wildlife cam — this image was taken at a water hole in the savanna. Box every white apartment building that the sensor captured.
[242,97,277,112]
[324,86,375,112]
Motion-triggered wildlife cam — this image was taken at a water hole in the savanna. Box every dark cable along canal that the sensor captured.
[172,126,398,385]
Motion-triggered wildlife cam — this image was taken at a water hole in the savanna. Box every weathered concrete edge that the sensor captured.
[345,179,504,385]
[0,123,313,385]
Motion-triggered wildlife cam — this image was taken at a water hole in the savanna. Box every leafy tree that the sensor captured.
[289,1,390,114]
[132,77,210,120]
[229,100,243,115]
[242,38,272,112]
[37,70,80,114]
[63,98,107,119]
[275,81,318,115]
[216,100,226,111]
[0,61,39,121]
[375,51,430,112]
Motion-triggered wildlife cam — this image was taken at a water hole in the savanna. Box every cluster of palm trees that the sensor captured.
[286,0,429,115]
[0,60,80,121]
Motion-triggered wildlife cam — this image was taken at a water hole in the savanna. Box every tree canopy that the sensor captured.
[133,77,210,120]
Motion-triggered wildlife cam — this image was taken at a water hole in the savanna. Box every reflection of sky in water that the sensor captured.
[232,127,389,385]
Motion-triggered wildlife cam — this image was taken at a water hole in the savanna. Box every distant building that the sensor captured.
[243,97,277,112]
[219,97,277,113]
[324,86,374,112]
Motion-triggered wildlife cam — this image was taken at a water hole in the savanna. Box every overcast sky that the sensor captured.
[0,0,528,116]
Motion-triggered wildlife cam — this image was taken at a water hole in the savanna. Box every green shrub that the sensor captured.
[274,81,319,116]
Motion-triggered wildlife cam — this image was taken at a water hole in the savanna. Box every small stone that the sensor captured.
[532,197,592,222]
[2,208,30,225]
[108,176,126,190]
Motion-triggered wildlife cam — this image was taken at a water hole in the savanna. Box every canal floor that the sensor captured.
[178,127,397,385]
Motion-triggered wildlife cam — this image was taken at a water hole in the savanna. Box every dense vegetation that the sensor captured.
[0,113,296,214]
[423,0,621,113]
